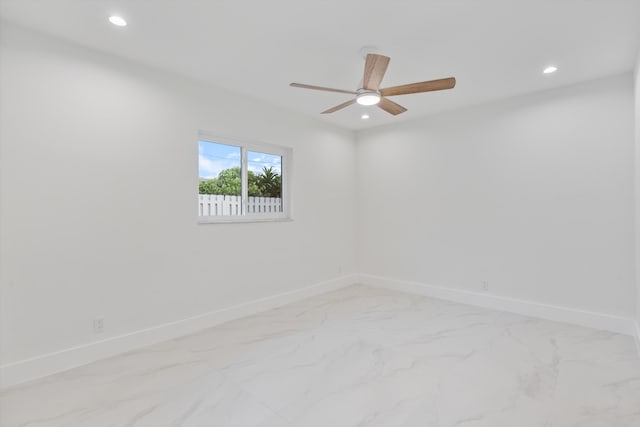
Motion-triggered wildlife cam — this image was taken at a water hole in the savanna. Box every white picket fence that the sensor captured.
[199,194,282,216]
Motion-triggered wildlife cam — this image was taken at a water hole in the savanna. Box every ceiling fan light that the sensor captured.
[356,93,381,106]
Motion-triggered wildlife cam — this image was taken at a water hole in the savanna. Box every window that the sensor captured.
[198,133,291,223]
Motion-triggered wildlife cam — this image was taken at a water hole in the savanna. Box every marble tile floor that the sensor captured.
[1,284,640,427]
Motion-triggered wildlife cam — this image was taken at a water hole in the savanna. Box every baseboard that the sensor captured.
[358,274,636,337]
[0,274,357,389]
[634,321,640,357]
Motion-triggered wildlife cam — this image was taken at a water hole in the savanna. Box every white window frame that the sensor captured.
[198,131,292,224]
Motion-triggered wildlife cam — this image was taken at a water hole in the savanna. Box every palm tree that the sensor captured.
[258,166,281,197]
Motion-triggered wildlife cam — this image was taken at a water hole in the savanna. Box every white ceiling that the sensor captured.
[1,0,639,131]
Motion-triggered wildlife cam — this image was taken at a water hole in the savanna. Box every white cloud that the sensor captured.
[199,145,281,179]
[199,154,239,179]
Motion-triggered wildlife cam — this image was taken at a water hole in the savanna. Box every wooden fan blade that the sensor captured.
[290,83,357,95]
[321,99,356,114]
[378,97,407,115]
[380,77,456,96]
[363,54,390,91]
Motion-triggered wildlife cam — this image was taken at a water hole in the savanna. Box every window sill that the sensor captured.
[198,216,293,224]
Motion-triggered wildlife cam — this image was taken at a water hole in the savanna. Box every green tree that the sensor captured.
[247,171,261,197]
[199,167,263,196]
[257,166,282,198]
[198,167,241,195]
[199,179,218,194]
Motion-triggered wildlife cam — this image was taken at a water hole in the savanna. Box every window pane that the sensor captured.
[247,150,283,214]
[198,140,242,216]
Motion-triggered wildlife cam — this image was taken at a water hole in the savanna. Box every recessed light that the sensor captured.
[109,16,127,27]
[543,65,558,74]
[361,114,370,120]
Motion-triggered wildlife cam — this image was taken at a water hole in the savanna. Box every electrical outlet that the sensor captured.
[93,317,104,334]
[481,281,489,291]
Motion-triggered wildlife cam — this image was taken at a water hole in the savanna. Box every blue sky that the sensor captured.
[198,140,282,179]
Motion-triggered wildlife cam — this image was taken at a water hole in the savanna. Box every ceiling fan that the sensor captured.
[290,53,456,116]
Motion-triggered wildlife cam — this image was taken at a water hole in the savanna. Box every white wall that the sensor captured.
[357,74,636,317]
[0,24,357,368]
